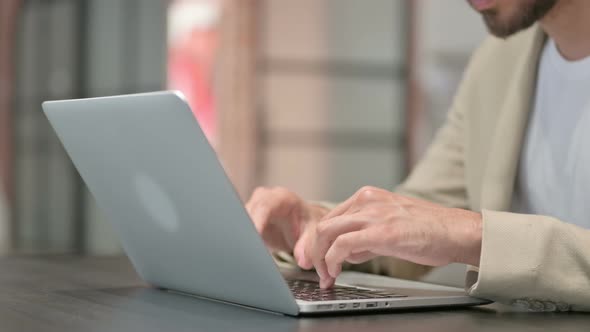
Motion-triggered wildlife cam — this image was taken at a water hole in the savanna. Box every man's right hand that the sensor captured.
[245,186,329,269]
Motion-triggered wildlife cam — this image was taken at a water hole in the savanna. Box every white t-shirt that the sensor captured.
[512,38,590,228]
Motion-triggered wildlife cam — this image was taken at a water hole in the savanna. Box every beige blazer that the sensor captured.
[310,24,590,312]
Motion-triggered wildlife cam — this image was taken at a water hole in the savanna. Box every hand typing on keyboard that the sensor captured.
[246,186,482,289]
[245,187,329,269]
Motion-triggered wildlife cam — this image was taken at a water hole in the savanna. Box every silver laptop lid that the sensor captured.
[43,91,299,315]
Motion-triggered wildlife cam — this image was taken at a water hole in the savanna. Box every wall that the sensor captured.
[13,0,166,254]
[257,0,409,202]
[15,0,80,253]
[414,0,487,157]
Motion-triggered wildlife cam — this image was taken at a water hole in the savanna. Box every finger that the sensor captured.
[325,229,374,279]
[321,186,382,221]
[320,276,336,289]
[310,215,366,287]
[279,204,301,249]
[293,223,314,269]
[320,192,362,221]
[245,187,268,217]
[248,192,293,234]
[345,251,377,264]
[244,189,259,211]
[310,215,366,274]
[249,203,273,234]
[246,192,271,230]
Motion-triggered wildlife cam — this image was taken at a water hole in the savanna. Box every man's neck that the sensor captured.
[540,0,590,61]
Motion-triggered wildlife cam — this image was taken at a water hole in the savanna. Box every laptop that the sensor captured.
[42,91,491,316]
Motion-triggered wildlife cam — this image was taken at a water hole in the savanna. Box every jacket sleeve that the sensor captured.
[465,210,590,311]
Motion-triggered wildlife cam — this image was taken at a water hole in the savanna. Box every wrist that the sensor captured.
[453,210,483,266]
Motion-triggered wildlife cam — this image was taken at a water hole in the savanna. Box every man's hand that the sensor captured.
[245,187,329,268]
[308,186,483,288]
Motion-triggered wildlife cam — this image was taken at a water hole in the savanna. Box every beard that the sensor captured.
[480,0,558,38]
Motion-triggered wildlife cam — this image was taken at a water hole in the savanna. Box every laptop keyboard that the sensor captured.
[286,279,406,302]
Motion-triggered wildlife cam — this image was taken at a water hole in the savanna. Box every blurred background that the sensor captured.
[0,0,485,285]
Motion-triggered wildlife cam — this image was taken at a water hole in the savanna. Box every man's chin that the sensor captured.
[477,0,558,38]
[483,15,519,38]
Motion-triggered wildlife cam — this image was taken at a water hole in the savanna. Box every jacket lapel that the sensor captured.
[480,27,547,211]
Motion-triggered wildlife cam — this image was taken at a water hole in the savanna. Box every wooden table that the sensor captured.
[0,256,588,331]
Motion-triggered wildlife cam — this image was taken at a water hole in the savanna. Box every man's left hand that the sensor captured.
[299,186,483,288]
